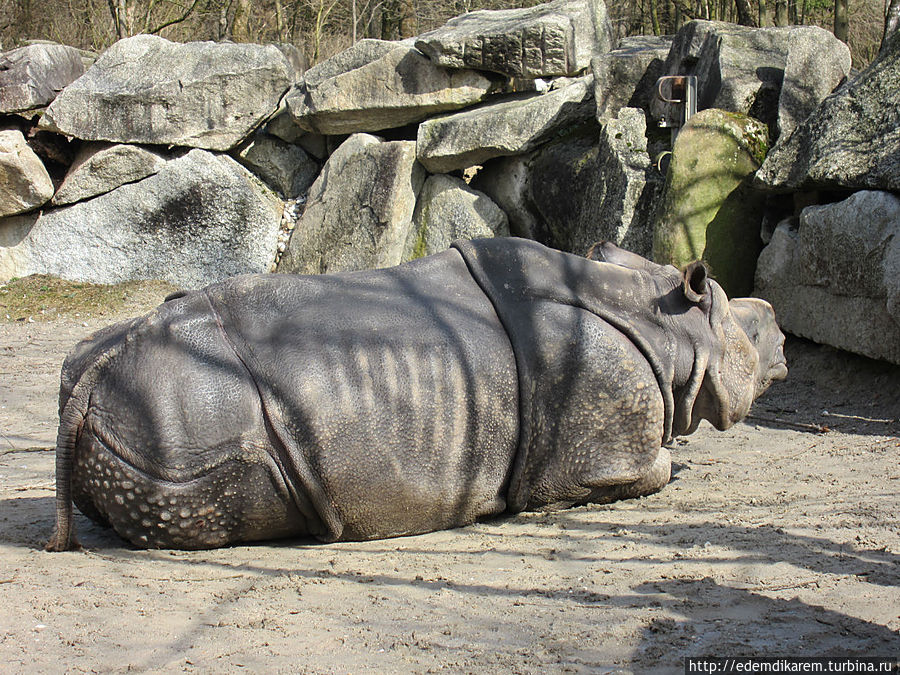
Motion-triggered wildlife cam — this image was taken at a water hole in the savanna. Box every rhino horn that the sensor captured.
[585,241,664,274]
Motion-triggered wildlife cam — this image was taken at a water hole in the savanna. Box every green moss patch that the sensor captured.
[0,275,178,323]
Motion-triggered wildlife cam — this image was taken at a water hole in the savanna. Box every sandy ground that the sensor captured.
[0,291,898,673]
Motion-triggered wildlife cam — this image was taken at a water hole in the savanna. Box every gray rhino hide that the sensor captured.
[52,239,716,549]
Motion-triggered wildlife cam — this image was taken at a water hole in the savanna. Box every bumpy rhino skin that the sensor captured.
[47,238,786,551]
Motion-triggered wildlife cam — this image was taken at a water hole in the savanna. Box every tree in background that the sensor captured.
[0,0,889,66]
[884,0,900,47]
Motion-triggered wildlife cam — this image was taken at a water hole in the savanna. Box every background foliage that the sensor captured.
[0,0,891,67]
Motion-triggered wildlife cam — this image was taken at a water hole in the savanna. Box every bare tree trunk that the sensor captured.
[649,0,661,34]
[275,0,285,41]
[398,0,415,38]
[231,0,251,42]
[833,0,849,42]
[734,0,758,26]
[352,0,357,42]
[107,0,131,39]
[884,0,900,49]
[775,0,789,24]
[759,0,772,25]
[218,0,229,40]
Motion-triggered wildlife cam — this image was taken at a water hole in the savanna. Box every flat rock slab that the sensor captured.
[415,0,613,78]
[755,30,900,192]
[755,190,900,365]
[41,35,296,151]
[0,149,283,287]
[0,43,85,113]
[592,35,671,120]
[0,129,54,217]
[51,143,167,206]
[403,174,509,260]
[286,39,500,135]
[416,75,595,174]
[277,133,425,275]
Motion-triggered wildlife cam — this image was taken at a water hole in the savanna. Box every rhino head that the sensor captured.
[679,261,788,435]
[587,242,787,438]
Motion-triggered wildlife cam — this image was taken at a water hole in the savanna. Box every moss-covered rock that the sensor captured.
[651,108,768,298]
[402,174,508,261]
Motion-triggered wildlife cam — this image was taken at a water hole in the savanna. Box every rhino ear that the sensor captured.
[683,262,710,307]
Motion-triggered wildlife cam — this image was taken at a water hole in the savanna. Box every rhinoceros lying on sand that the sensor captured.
[47,238,786,551]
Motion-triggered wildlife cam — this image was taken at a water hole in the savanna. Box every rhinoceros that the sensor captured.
[46,238,787,551]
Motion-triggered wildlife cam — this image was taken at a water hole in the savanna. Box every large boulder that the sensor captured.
[530,107,661,257]
[0,43,86,113]
[0,149,283,287]
[285,40,501,135]
[469,154,542,240]
[755,30,900,192]
[233,134,319,199]
[652,109,768,298]
[472,107,661,257]
[415,0,614,78]
[592,35,671,121]
[416,75,596,173]
[754,190,900,364]
[40,35,296,151]
[776,26,852,140]
[651,22,850,140]
[403,174,509,261]
[277,134,425,275]
[51,143,167,206]
[0,129,54,217]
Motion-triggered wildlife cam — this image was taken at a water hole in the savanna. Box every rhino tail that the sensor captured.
[45,329,133,552]
[45,389,89,552]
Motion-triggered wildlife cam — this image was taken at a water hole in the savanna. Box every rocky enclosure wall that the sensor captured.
[1,0,898,362]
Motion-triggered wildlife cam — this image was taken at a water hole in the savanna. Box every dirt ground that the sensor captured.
[0,284,898,674]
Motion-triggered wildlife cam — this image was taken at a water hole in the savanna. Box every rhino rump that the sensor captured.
[68,249,521,547]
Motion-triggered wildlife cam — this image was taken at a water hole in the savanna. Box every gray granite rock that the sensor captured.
[277,134,425,274]
[403,174,509,260]
[777,26,851,140]
[0,129,54,217]
[40,35,295,151]
[416,75,596,173]
[530,107,662,257]
[754,190,900,364]
[473,107,661,257]
[415,0,614,78]
[0,149,283,286]
[592,35,671,121]
[470,154,541,239]
[285,40,500,135]
[651,21,850,141]
[755,30,899,192]
[0,43,85,113]
[234,134,319,199]
[51,143,167,206]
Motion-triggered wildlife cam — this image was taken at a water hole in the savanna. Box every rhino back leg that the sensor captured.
[69,296,319,549]
[71,426,305,549]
